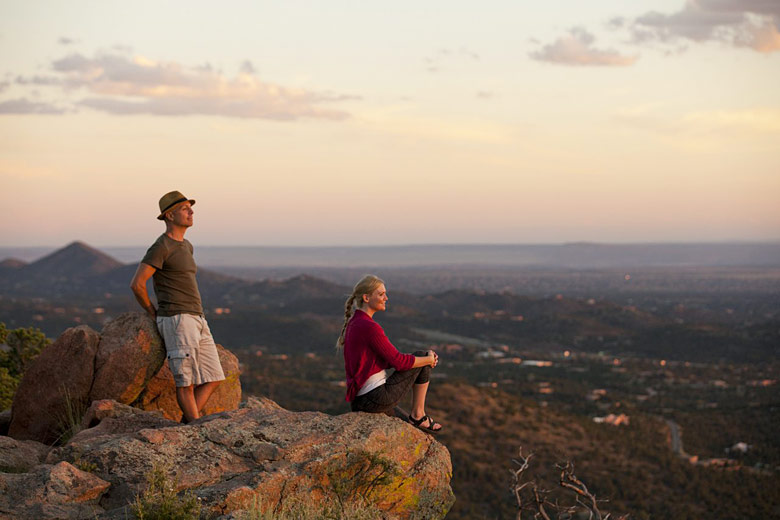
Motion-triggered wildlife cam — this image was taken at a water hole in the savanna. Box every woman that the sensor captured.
[337,274,442,433]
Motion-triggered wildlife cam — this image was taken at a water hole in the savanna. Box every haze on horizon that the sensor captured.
[1,1,779,247]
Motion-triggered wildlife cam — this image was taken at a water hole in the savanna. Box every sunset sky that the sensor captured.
[1,0,778,246]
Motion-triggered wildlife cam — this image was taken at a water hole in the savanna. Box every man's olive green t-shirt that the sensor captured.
[141,234,203,317]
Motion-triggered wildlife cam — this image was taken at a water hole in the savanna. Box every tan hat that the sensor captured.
[157,191,195,220]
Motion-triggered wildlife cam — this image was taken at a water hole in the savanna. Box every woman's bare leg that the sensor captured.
[411,382,429,419]
[410,382,442,430]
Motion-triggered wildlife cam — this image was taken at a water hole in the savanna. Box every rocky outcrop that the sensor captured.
[133,344,241,422]
[8,313,242,444]
[8,325,101,444]
[21,397,454,519]
[2,315,453,519]
[89,313,166,404]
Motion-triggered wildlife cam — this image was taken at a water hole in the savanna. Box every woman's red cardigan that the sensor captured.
[343,309,415,402]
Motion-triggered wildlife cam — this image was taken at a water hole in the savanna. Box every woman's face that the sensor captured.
[363,284,388,313]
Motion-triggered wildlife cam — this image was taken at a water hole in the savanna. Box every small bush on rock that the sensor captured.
[327,449,400,507]
[73,457,98,473]
[132,463,201,520]
[53,386,89,445]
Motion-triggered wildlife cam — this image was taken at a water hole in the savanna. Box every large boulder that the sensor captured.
[8,313,242,446]
[89,313,166,404]
[47,397,454,519]
[133,344,242,421]
[0,461,110,519]
[8,325,101,444]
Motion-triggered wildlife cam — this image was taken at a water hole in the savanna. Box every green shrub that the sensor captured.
[73,457,98,473]
[0,367,18,412]
[131,463,201,520]
[0,323,49,411]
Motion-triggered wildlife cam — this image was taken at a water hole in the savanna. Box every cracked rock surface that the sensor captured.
[3,397,454,519]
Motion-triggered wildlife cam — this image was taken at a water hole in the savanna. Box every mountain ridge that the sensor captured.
[0,241,348,305]
[2,241,779,268]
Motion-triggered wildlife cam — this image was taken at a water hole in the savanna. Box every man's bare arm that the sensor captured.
[130,263,157,318]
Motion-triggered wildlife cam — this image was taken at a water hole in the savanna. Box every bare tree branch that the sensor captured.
[509,448,626,520]
[558,461,602,520]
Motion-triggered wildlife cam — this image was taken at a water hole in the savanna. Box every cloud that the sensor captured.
[240,60,256,74]
[58,37,78,46]
[5,50,354,120]
[423,47,480,73]
[530,28,638,66]
[0,81,9,93]
[699,0,780,18]
[15,75,62,86]
[626,0,780,53]
[78,94,349,120]
[0,98,66,114]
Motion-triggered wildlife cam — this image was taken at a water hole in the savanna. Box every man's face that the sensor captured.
[168,202,194,227]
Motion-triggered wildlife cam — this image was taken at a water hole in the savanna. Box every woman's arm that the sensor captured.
[367,326,417,371]
[411,350,437,368]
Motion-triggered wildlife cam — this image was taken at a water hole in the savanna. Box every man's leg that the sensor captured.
[158,315,200,423]
[193,317,225,415]
[194,380,221,413]
[176,385,200,423]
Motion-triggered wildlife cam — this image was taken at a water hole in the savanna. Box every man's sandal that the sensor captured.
[408,414,443,434]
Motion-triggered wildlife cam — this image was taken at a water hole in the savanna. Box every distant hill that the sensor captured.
[0,242,128,299]
[22,241,123,278]
[0,241,347,305]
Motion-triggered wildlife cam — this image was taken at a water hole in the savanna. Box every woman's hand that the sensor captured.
[411,350,439,369]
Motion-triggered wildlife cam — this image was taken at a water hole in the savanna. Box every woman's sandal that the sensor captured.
[408,414,443,434]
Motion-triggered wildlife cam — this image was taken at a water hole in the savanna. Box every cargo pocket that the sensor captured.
[167,348,194,387]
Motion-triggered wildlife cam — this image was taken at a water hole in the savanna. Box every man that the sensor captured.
[130,190,224,423]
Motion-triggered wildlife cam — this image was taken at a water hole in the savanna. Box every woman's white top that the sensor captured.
[357,369,389,396]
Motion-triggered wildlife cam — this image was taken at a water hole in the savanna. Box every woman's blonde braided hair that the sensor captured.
[335,274,384,350]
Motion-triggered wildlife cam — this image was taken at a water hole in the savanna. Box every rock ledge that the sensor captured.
[2,398,453,519]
